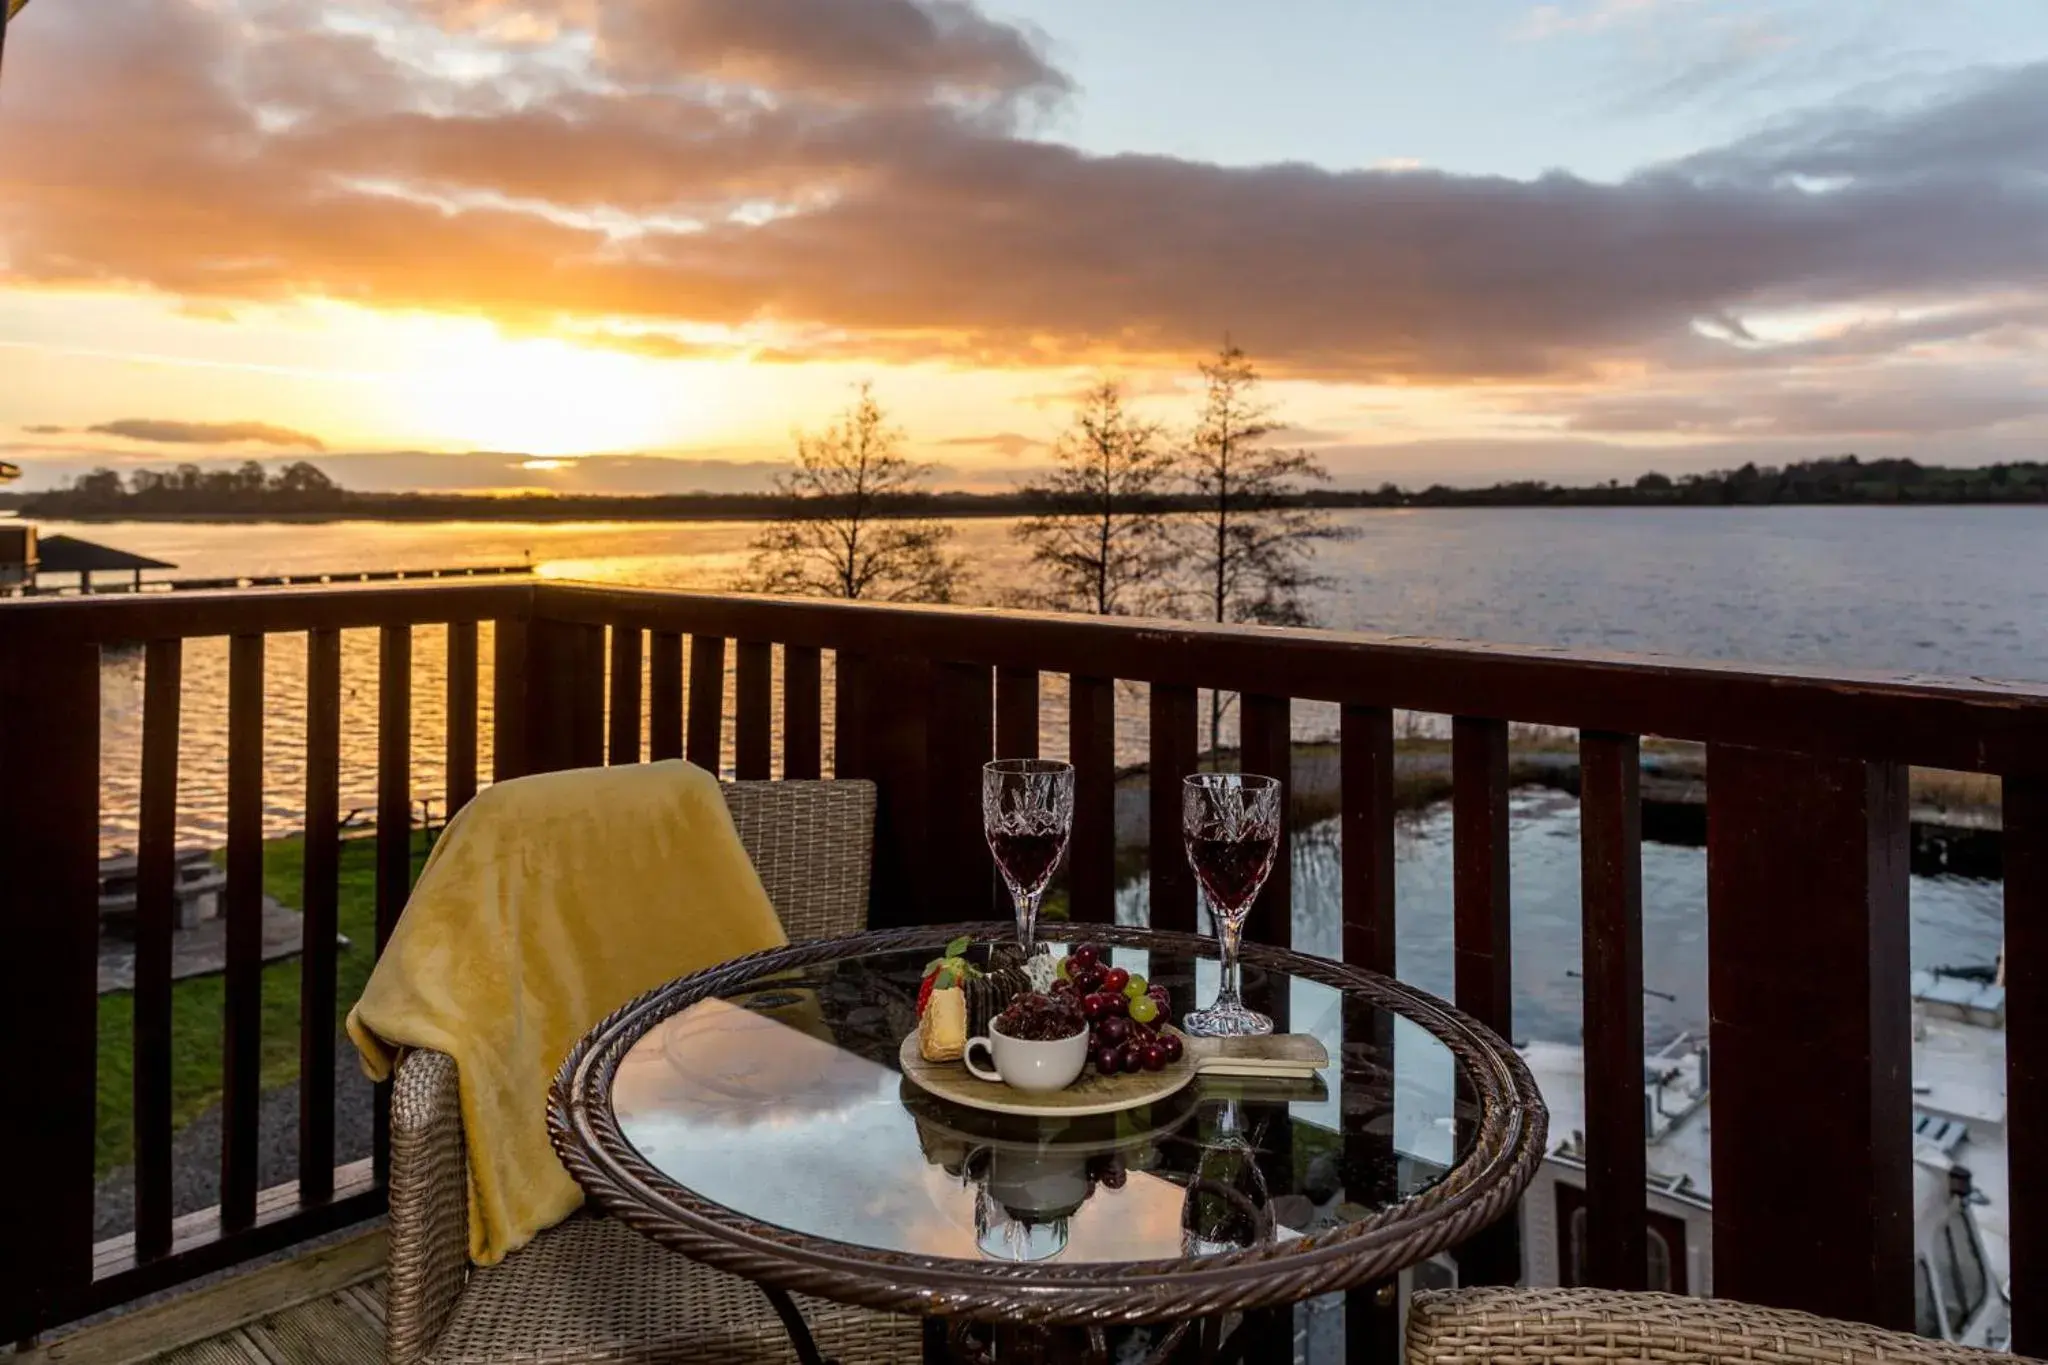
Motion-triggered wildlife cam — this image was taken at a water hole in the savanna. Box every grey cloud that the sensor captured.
[20,424,68,434]
[86,419,328,449]
[933,431,1045,458]
[1542,365,2048,437]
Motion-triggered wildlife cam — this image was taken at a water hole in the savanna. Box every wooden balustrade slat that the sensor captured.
[0,632,100,1339]
[2008,774,2048,1357]
[222,633,266,1233]
[1338,703,1400,1363]
[735,640,773,780]
[608,626,643,765]
[650,630,684,761]
[1068,675,1116,925]
[1344,991,1401,1362]
[377,626,413,951]
[572,622,605,767]
[1707,745,1912,1330]
[445,621,478,814]
[1148,684,1199,933]
[866,655,931,925]
[996,667,1039,758]
[927,662,995,917]
[687,635,727,774]
[134,640,182,1259]
[782,644,823,779]
[492,615,530,781]
[1340,705,1396,978]
[1452,716,1512,1033]
[1579,730,1647,1291]
[1239,693,1292,955]
[299,628,341,1204]
[834,650,869,781]
[1451,713,1516,1284]
[373,624,413,1182]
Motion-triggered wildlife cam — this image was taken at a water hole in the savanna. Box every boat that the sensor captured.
[1520,964,2009,1347]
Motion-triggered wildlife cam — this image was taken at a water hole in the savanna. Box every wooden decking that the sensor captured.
[13,1232,386,1365]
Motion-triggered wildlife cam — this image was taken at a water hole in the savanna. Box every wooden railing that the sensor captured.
[2,579,2045,1348]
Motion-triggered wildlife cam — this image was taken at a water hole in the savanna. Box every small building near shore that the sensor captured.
[29,533,178,592]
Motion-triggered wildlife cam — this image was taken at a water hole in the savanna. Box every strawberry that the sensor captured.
[916,971,939,1017]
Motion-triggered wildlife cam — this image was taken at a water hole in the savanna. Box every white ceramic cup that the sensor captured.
[963,1019,1089,1093]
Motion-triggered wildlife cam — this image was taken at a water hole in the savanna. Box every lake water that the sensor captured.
[54,506,2032,1048]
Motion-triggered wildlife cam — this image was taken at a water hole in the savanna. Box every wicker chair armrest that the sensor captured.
[1408,1287,2006,1365]
[387,1048,470,1365]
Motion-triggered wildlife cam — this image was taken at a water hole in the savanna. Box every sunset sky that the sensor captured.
[2,0,2045,493]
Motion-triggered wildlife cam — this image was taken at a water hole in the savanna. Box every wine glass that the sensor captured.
[1182,772,1281,1037]
[982,759,1074,957]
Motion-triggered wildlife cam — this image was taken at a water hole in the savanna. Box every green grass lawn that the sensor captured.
[94,832,430,1177]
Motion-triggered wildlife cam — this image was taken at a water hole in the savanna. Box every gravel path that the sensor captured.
[95,1025,378,1240]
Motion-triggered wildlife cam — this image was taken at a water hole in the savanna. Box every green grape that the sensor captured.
[1128,994,1160,1025]
[1122,972,1148,999]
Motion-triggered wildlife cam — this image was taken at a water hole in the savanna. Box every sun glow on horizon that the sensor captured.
[396,330,714,456]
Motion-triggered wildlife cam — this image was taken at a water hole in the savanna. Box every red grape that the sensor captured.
[1118,1047,1145,1075]
[1102,966,1130,994]
[1096,1044,1125,1074]
[1099,1158,1127,1190]
[1080,992,1113,1022]
[1140,1042,1168,1072]
[1158,1031,1183,1063]
[1097,1016,1130,1046]
[1103,991,1129,1018]
[1070,944,1101,970]
[1073,966,1105,996]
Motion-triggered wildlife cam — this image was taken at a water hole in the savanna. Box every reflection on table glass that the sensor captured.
[610,945,1475,1267]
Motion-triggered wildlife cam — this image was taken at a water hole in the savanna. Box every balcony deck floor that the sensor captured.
[156,1277,385,1364]
[9,1232,387,1365]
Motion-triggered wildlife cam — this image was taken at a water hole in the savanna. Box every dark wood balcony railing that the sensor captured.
[2,580,2044,1349]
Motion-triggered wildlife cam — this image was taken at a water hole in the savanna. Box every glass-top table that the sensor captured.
[549,923,1544,1356]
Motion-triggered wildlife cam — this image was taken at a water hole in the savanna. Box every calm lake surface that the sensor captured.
[57,505,2032,1047]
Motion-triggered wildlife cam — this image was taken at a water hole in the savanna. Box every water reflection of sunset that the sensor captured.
[613,997,1204,1263]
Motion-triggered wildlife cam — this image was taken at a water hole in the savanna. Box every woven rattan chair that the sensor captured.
[1408,1287,2010,1365]
[384,778,921,1365]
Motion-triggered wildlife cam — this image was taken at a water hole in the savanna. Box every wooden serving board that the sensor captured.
[897,1030,1328,1119]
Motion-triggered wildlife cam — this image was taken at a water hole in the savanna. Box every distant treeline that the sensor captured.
[18,454,2048,521]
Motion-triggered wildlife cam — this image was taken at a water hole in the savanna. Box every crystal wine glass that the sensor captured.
[982,759,1074,957]
[1182,772,1282,1037]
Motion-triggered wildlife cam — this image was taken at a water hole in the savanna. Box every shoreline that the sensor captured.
[15,502,2048,526]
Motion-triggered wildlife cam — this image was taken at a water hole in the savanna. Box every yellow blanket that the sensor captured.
[346,760,787,1265]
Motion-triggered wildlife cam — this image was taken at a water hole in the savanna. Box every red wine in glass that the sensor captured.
[983,759,1075,956]
[989,826,1067,893]
[1187,830,1279,913]
[1181,773,1282,1037]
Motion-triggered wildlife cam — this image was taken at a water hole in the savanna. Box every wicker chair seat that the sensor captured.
[426,1212,920,1365]
[1408,1287,2010,1365]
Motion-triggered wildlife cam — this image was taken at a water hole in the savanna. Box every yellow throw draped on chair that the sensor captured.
[346,760,787,1266]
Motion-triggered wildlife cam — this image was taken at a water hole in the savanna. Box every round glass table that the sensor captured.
[549,922,1545,1361]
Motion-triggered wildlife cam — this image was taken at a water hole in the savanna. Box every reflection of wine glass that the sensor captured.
[965,1145,1083,1262]
[1182,773,1281,1037]
[1180,1101,1272,1256]
[982,759,1074,957]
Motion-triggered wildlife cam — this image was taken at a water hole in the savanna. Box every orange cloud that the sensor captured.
[3,0,2046,402]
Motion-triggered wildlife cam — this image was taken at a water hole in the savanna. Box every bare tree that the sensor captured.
[737,385,967,602]
[1179,343,1347,752]
[1012,380,1179,615]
